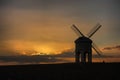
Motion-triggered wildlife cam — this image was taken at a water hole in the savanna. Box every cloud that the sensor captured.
[0,0,8,7]
[103,45,120,50]
[103,47,113,50]
[0,47,120,65]
[0,55,64,64]
[56,48,74,57]
[0,48,74,64]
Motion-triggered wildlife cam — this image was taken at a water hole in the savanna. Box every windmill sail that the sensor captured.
[87,23,102,38]
[92,42,102,56]
[71,24,85,37]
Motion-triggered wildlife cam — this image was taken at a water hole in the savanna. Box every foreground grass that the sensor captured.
[0,63,119,80]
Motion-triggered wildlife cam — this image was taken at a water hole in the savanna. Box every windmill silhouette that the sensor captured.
[71,23,102,63]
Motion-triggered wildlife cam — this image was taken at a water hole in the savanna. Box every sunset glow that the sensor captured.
[0,0,120,64]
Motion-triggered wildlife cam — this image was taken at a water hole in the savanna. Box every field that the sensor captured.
[0,63,119,80]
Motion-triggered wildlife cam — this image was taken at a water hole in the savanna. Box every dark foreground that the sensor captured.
[0,63,120,80]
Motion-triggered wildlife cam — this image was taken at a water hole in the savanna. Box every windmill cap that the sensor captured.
[75,37,92,43]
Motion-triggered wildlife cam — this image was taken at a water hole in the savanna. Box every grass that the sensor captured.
[0,62,119,80]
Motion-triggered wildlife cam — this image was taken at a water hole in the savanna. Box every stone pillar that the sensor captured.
[81,52,86,63]
[75,52,80,63]
[88,52,92,63]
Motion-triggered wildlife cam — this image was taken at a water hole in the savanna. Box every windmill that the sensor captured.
[71,23,102,63]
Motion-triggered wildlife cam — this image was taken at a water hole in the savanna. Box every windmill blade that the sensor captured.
[92,42,105,62]
[87,23,102,38]
[92,46,101,56]
[71,24,85,37]
[92,42,102,56]
[71,25,82,37]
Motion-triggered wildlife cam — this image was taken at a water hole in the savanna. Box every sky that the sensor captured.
[0,0,120,64]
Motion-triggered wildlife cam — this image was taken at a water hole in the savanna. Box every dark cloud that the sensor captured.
[0,47,120,64]
[0,0,8,7]
[0,55,63,64]
[57,49,74,57]
[0,48,74,64]
[115,45,120,50]
[0,0,63,10]
[93,54,120,58]
[103,47,113,50]
[103,45,120,50]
